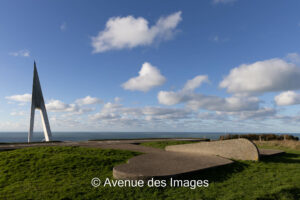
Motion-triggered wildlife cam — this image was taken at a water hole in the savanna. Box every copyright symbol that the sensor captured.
[91,177,101,187]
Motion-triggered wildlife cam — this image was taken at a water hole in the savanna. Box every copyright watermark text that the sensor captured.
[91,177,209,189]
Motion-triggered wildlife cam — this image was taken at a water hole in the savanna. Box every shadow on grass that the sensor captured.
[0,149,15,152]
[0,141,62,145]
[158,161,249,183]
[256,187,300,200]
[260,153,300,164]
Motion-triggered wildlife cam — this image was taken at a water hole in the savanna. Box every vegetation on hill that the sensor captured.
[219,133,299,141]
[254,140,300,150]
[140,140,200,149]
[0,143,299,200]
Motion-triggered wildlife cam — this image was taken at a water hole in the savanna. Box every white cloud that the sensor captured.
[186,95,260,112]
[102,102,123,112]
[91,11,182,53]
[114,97,121,102]
[75,96,103,105]
[89,101,191,122]
[89,112,120,120]
[220,58,300,95]
[213,0,237,4]
[5,94,31,102]
[222,108,277,120]
[10,111,26,116]
[182,75,209,91]
[158,91,187,105]
[9,49,30,57]
[275,91,300,106]
[158,75,209,105]
[46,99,93,114]
[122,62,166,92]
[46,100,75,112]
[87,100,277,131]
[158,75,260,112]
[239,108,276,120]
[89,102,126,121]
[60,22,67,31]
[142,107,190,120]
[198,112,229,121]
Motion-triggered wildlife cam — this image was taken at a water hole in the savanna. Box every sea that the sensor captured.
[0,132,300,143]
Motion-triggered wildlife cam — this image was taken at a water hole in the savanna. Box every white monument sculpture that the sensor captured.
[28,61,52,143]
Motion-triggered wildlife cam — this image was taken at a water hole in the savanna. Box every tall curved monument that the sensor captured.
[28,61,52,143]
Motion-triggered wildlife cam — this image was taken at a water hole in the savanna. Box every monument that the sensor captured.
[28,61,52,143]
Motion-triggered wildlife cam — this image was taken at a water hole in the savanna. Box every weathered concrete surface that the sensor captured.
[166,138,260,161]
[113,151,233,180]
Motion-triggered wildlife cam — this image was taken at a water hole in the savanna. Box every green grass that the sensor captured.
[140,140,199,149]
[0,144,299,200]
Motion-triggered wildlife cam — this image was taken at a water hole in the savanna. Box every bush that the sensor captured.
[219,134,299,141]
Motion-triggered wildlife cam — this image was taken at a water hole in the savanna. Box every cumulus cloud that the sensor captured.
[46,100,77,112]
[89,112,120,121]
[158,75,208,105]
[182,75,209,91]
[91,11,182,53]
[9,49,30,57]
[89,101,191,122]
[46,99,94,114]
[10,111,26,116]
[75,96,103,105]
[198,112,229,121]
[158,91,187,105]
[275,91,300,106]
[220,58,300,95]
[142,107,190,120]
[88,100,276,131]
[5,94,31,102]
[158,75,260,112]
[223,108,277,120]
[114,97,121,102]
[239,108,276,119]
[122,62,166,92]
[186,96,260,112]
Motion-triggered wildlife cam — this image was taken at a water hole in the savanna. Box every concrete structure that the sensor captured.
[28,62,52,143]
[166,138,260,161]
[113,151,233,180]
[0,138,284,180]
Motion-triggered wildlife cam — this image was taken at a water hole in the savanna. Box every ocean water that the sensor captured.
[0,132,299,143]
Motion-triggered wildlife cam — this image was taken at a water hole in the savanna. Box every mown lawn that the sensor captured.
[0,143,299,200]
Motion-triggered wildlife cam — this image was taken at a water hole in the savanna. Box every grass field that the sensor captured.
[0,141,299,200]
[140,140,200,149]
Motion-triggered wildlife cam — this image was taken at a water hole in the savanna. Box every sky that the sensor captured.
[1,0,300,133]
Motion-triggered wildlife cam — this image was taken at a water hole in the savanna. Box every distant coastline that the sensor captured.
[0,132,300,143]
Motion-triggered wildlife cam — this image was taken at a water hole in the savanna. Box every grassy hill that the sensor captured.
[0,142,299,200]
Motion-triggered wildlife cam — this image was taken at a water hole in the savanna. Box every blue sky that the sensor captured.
[1,0,300,133]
